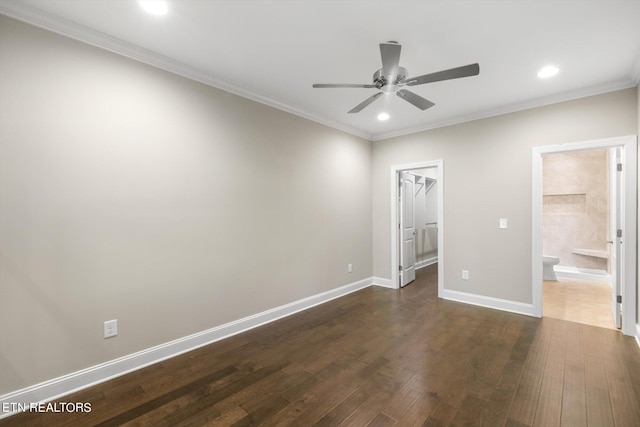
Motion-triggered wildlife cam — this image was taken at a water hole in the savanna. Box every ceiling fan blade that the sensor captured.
[380,42,401,78]
[396,89,435,110]
[348,92,383,114]
[402,63,480,86]
[312,83,376,88]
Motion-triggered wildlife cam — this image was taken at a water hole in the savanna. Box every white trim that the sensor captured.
[636,324,640,349]
[441,289,534,317]
[531,135,638,336]
[390,160,444,293]
[0,3,371,141]
[416,256,438,270]
[0,277,373,419]
[532,148,544,318]
[372,276,394,289]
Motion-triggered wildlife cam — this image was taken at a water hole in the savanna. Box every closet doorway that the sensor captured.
[391,160,444,292]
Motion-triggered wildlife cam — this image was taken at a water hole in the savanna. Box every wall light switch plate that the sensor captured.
[499,218,508,229]
[104,319,118,339]
[462,270,469,280]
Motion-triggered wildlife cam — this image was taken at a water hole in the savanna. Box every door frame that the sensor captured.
[609,147,622,328]
[531,135,637,336]
[390,160,444,292]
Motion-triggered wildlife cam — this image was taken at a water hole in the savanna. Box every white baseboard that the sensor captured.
[0,277,374,419]
[416,256,438,270]
[372,276,394,289]
[441,289,534,316]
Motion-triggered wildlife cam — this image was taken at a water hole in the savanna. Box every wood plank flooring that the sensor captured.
[2,264,640,426]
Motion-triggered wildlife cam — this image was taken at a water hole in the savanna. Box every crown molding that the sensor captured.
[371,79,637,141]
[0,2,372,141]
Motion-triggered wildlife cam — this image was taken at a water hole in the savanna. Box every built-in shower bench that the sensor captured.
[571,248,609,259]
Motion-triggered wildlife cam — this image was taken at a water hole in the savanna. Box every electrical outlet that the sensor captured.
[462,270,469,280]
[499,218,508,229]
[104,319,117,339]
[348,263,353,273]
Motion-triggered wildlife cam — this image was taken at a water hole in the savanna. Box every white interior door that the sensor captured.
[400,172,416,287]
[609,148,622,329]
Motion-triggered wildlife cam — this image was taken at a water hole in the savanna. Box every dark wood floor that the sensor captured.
[3,264,640,426]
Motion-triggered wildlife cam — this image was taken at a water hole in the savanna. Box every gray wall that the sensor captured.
[373,89,637,304]
[0,17,372,394]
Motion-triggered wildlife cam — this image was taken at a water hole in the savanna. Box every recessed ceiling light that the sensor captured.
[537,65,559,79]
[377,112,390,121]
[139,0,168,16]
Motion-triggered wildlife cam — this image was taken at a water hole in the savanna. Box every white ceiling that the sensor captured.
[2,0,639,141]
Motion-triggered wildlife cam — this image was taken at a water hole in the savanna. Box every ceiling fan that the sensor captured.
[312,41,479,114]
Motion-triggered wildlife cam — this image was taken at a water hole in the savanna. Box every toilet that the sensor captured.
[543,256,560,281]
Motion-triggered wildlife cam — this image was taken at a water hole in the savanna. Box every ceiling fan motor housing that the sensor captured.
[374,67,407,93]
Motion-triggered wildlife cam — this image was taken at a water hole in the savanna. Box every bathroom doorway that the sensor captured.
[541,148,614,329]
[532,135,637,336]
[390,160,444,293]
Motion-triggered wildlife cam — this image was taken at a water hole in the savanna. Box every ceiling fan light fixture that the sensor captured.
[139,0,168,16]
[377,112,390,121]
[537,65,559,79]
[312,41,480,114]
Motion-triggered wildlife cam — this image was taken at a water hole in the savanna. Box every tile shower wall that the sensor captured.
[542,149,609,270]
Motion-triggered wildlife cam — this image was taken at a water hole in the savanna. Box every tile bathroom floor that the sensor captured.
[543,277,616,330]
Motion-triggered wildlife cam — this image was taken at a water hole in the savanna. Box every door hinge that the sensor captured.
[617,229,622,238]
[617,163,622,172]
[617,295,622,303]
[399,265,402,271]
